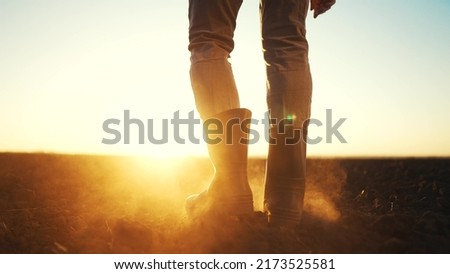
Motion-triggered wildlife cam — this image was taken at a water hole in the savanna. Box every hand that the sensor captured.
[310,0,336,18]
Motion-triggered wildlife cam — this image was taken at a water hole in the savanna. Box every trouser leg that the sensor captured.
[260,0,312,125]
[188,0,243,120]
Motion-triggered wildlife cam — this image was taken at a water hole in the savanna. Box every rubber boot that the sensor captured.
[185,108,254,218]
[264,125,307,228]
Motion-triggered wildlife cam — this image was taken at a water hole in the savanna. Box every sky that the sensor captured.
[1,0,449,157]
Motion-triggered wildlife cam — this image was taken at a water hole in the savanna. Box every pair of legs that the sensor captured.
[187,0,312,227]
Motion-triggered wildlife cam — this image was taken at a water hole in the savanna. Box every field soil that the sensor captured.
[0,153,449,253]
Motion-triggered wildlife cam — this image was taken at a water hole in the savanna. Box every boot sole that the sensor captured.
[265,205,302,227]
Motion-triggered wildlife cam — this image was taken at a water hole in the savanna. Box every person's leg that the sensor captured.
[188,0,242,120]
[260,0,312,227]
[186,0,253,217]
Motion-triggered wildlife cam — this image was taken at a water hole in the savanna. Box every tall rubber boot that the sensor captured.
[264,124,307,227]
[186,108,254,217]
